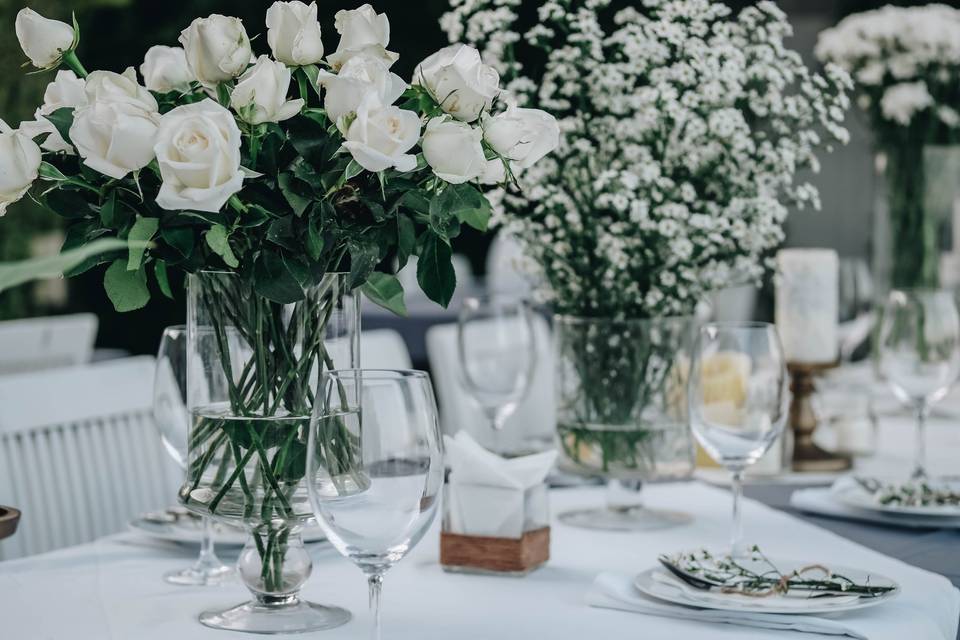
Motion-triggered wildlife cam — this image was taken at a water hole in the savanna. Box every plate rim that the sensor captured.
[834,482,960,518]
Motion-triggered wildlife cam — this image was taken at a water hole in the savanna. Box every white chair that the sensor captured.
[0,356,178,560]
[0,313,98,376]
[360,329,413,369]
[486,231,533,296]
[426,315,554,453]
[708,284,759,322]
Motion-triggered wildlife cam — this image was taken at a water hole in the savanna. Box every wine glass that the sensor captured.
[153,325,233,586]
[837,257,875,361]
[306,370,443,640]
[877,289,960,478]
[688,322,788,558]
[457,294,536,450]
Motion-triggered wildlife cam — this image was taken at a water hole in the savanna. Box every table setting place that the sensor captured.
[1,1,960,640]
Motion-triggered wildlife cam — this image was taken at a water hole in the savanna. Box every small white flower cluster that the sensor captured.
[815,4,960,136]
[443,0,851,318]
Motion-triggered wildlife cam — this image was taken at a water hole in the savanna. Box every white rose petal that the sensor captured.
[483,106,559,170]
[327,4,397,70]
[479,158,506,185]
[179,14,252,86]
[0,120,42,215]
[266,1,324,66]
[18,118,71,154]
[154,98,244,212]
[421,117,487,184]
[414,44,500,122]
[84,68,159,113]
[15,9,74,69]
[140,46,194,93]
[20,70,89,154]
[230,55,304,124]
[70,101,159,179]
[317,54,406,128]
[342,94,420,173]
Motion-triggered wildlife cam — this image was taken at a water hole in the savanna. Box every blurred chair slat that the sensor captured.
[0,314,98,376]
[426,315,555,453]
[0,357,179,561]
[361,329,413,370]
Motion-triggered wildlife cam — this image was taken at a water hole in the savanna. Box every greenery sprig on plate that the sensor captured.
[856,477,960,507]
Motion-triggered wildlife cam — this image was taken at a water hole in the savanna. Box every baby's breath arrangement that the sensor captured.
[443,0,851,318]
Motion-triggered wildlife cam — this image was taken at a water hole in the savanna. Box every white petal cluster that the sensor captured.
[816,4,960,131]
[18,70,87,154]
[444,0,850,318]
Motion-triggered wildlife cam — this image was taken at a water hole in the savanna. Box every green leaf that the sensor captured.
[44,188,91,219]
[253,250,304,304]
[402,191,431,216]
[278,172,312,217]
[396,215,415,270]
[416,231,456,308]
[205,224,239,268]
[361,272,407,317]
[344,159,363,182]
[302,65,321,100]
[0,238,132,294]
[160,226,195,258]
[347,240,379,290]
[215,83,231,108]
[154,260,173,299]
[306,212,324,261]
[103,259,150,312]
[126,215,158,271]
[434,183,490,232]
[43,107,74,148]
[38,162,70,182]
[238,204,272,228]
[286,114,334,165]
[99,190,118,227]
[266,217,298,251]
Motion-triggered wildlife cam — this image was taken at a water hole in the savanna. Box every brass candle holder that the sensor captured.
[787,362,852,472]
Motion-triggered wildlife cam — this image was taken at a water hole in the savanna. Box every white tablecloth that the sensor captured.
[1,483,957,640]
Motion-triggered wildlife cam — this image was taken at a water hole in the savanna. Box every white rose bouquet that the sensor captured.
[816,4,960,289]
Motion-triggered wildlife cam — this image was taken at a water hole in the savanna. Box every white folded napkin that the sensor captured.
[444,431,557,537]
[586,572,869,639]
[790,478,960,529]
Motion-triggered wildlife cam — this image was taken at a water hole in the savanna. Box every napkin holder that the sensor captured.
[440,480,550,575]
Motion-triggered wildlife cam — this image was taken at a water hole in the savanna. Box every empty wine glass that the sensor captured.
[877,289,960,478]
[153,325,232,586]
[837,257,876,361]
[457,294,536,450]
[688,322,788,558]
[306,370,444,640]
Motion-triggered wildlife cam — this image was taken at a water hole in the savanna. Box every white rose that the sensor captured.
[179,15,252,86]
[479,159,506,186]
[15,9,74,69]
[266,1,324,66]
[19,70,88,154]
[140,46,194,93]
[421,118,487,184]
[327,4,397,70]
[230,56,304,125]
[154,99,244,213]
[414,44,500,123]
[342,94,420,173]
[483,107,559,170]
[84,68,159,113]
[0,120,42,215]
[317,54,406,128]
[70,101,159,179]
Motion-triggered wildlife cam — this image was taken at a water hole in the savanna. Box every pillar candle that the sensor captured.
[775,248,838,364]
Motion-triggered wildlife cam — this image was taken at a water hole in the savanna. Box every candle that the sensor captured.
[775,248,838,364]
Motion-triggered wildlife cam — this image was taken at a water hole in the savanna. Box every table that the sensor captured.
[2,483,957,640]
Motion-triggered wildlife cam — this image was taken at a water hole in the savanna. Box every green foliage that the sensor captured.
[103,258,150,312]
[361,271,407,316]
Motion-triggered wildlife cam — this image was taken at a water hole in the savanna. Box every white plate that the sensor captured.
[129,516,327,547]
[833,478,960,517]
[634,561,899,615]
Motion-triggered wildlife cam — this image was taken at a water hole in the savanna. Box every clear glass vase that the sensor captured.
[182,271,357,634]
[554,315,696,531]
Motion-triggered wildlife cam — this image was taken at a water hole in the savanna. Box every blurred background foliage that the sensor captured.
[0,0,956,354]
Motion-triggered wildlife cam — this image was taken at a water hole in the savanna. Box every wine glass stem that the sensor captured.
[913,403,929,479]
[730,468,745,559]
[198,516,216,565]
[368,573,383,640]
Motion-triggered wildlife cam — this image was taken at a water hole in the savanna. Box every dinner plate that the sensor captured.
[833,478,960,517]
[634,561,899,615]
[129,514,327,547]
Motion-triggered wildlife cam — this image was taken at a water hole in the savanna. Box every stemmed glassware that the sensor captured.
[688,322,788,558]
[152,325,232,585]
[877,289,960,478]
[306,370,444,640]
[457,294,537,452]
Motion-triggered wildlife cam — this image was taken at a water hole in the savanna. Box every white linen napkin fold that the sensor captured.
[444,431,557,537]
[586,572,869,639]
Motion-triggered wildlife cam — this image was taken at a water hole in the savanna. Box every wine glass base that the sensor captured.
[164,563,234,586]
[199,599,351,635]
[558,506,692,531]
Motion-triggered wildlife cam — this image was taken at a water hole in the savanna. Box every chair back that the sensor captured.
[0,313,98,376]
[426,315,555,452]
[0,356,178,560]
[485,232,532,296]
[361,329,413,370]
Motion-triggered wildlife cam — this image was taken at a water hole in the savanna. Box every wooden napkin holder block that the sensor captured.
[440,526,550,575]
